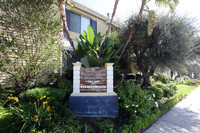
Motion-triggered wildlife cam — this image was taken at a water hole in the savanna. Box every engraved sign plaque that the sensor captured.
[80,67,107,92]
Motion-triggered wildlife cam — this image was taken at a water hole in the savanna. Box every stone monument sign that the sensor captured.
[69,62,118,117]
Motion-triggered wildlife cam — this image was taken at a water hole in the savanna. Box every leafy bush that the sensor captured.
[183,76,190,80]
[166,83,178,91]
[0,84,4,92]
[19,87,67,108]
[0,0,61,93]
[11,97,51,132]
[55,69,73,97]
[153,82,176,98]
[150,76,155,84]
[153,74,174,84]
[119,112,159,133]
[0,107,21,132]
[0,84,6,101]
[57,79,73,96]
[116,80,157,123]
[94,119,115,133]
[49,106,82,132]
[185,79,200,86]
[48,72,60,86]
[148,86,163,101]
[60,69,73,82]
[134,74,143,86]
[114,69,124,86]
[1,95,81,133]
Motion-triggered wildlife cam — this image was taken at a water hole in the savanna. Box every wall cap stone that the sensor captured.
[70,92,117,96]
[105,63,114,67]
[73,62,82,66]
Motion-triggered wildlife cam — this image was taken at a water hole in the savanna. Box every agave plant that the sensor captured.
[76,26,121,67]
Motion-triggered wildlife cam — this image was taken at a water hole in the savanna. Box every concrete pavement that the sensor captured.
[144,85,200,133]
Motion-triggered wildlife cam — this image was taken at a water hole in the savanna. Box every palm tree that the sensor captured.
[119,0,179,59]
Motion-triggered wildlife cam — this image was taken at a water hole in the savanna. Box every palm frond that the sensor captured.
[155,0,179,13]
[147,10,156,36]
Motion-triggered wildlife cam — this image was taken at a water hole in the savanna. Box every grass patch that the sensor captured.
[176,84,197,96]
[164,84,197,108]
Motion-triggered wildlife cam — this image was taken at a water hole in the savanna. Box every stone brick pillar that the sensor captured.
[72,62,81,93]
[105,63,114,93]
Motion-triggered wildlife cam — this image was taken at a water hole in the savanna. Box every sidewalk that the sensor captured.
[144,85,200,133]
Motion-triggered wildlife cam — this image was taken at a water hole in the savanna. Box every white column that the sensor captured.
[106,63,114,93]
[73,62,82,93]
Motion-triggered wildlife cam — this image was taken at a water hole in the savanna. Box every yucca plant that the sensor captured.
[76,26,121,67]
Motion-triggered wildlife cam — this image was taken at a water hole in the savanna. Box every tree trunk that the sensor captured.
[119,0,146,59]
[170,70,173,79]
[141,67,154,88]
[100,0,119,55]
[58,0,78,59]
[141,74,152,87]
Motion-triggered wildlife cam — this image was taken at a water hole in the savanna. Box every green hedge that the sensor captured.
[185,79,200,86]
[153,82,176,97]
[19,87,67,108]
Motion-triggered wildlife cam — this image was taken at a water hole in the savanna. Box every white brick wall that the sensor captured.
[73,62,81,93]
[106,63,114,93]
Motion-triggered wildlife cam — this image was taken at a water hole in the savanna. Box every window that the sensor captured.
[70,12,81,33]
[81,16,90,34]
[64,9,97,35]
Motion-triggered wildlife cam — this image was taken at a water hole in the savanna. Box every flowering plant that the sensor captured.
[7,96,19,107]
[11,95,52,132]
[148,86,163,101]
[116,80,157,122]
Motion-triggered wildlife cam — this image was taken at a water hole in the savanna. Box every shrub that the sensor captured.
[55,69,73,96]
[0,1,61,93]
[183,76,190,80]
[49,106,82,132]
[148,86,163,101]
[48,72,60,86]
[0,84,4,92]
[153,82,176,97]
[116,80,157,123]
[166,83,178,91]
[114,69,124,86]
[150,76,155,85]
[153,74,174,84]
[19,87,67,108]
[185,79,200,86]
[95,119,115,133]
[64,69,73,81]
[0,107,21,132]
[57,79,73,97]
[11,97,52,132]
[60,69,73,82]
[0,84,5,101]
[3,95,81,133]
[135,74,143,85]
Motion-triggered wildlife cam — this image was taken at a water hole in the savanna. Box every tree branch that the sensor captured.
[100,0,119,56]
[58,0,79,59]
